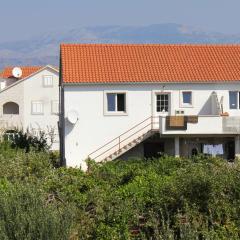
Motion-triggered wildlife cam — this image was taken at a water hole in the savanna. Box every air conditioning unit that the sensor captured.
[175,110,185,115]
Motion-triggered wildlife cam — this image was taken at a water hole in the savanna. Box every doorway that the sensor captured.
[144,142,164,158]
[226,141,235,161]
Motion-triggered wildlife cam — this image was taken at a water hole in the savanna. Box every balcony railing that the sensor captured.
[159,115,240,135]
[0,114,22,129]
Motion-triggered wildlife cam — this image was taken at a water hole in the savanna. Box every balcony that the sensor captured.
[159,115,240,135]
[0,114,22,130]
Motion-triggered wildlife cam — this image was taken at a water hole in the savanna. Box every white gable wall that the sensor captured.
[23,68,59,149]
[64,82,240,169]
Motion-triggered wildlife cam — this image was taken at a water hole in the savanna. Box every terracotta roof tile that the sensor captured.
[0,66,42,79]
[60,44,240,84]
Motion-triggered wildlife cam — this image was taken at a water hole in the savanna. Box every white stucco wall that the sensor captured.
[64,82,240,168]
[0,80,24,129]
[23,68,59,149]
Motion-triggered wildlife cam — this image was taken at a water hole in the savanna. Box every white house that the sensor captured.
[0,65,59,149]
[59,44,240,170]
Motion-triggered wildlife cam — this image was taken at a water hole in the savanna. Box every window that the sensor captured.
[182,91,192,105]
[43,75,53,87]
[180,91,193,107]
[0,81,6,90]
[32,101,43,115]
[3,102,19,115]
[229,91,238,109]
[156,94,169,112]
[51,100,59,114]
[105,92,127,114]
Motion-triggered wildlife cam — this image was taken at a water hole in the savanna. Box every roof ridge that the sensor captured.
[61,43,240,47]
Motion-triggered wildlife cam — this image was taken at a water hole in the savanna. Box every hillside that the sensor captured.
[1,23,240,69]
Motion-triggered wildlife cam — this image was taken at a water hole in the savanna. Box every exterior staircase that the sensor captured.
[88,116,159,162]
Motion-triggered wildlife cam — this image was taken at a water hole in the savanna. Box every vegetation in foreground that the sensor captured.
[0,140,240,239]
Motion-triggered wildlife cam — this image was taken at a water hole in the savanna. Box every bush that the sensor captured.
[5,129,50,153]
[0,142,240,239]
[0,181,74,240]
[43,157,240,239]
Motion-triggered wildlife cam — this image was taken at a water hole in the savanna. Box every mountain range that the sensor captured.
[1,23,240,70]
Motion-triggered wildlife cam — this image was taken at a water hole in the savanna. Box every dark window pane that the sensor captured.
[107,93,115,111]
[117,94,125,111]
[239,92,240,109]
[229,91,237,109]
[156,94,169,112]
[183,92,192,104]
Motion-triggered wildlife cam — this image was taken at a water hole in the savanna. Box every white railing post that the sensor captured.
[118,137,120,151]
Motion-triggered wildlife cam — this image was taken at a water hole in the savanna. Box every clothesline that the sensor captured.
[203,144,224,156]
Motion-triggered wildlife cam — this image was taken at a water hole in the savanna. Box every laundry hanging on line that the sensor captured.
[203,144,223,156]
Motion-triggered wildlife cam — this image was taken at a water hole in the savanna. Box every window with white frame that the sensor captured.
[32,101,43,115]
[156,93,169,112]
[51,100,59,114]
[106,92,126,114]
[229,91,240,109]
[43,75,53,87]
[181,91,193,107]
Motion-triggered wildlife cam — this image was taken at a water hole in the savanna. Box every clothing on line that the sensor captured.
[203,144,223,156]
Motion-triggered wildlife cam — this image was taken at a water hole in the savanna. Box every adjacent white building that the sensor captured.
[60,44,240,170]
[0,65,59,149]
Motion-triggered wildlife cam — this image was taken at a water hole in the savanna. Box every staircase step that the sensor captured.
[90,117,157,162]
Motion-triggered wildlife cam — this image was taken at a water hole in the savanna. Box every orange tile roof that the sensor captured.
[0,66,42,79]
[60,44,240,84]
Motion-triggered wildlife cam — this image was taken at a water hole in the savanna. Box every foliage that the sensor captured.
[0,181,74,240]
[0,143,240,239]
[4,129,50,153]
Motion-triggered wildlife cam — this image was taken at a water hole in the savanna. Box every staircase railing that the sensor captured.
[88,116,159,161]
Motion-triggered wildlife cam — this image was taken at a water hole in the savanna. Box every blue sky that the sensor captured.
[1,0,240,42]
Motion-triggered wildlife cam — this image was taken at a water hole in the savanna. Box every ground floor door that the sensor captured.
[144,142,164,158]
[226,141,235,161]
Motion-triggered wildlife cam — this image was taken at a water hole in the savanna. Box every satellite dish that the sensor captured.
[67,110,79,124]
[12,67,22,78]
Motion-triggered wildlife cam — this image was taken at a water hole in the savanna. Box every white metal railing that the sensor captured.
[88,116,160,161]
[0,114,22,129]
[159,115,240,135]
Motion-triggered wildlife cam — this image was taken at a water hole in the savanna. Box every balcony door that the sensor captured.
[154,93,171,116]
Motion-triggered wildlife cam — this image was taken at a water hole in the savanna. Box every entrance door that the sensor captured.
[155,93,171,116]
[227,141,235,161]
[144,142,165,158]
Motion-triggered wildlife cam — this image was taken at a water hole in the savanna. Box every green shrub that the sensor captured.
[0,181,74,240]
[0,142,240,239]
[5,129,50,153]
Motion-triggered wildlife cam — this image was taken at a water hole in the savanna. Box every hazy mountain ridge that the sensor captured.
[1,24,240,70]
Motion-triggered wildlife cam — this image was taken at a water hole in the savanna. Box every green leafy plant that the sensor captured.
[0,141,240,239]
[4,129,50,152]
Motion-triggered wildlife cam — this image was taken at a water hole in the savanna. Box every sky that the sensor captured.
[0,0,240,43]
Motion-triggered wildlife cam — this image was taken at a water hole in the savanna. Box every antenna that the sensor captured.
[12,67,23,78]
[67,110,79,124]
